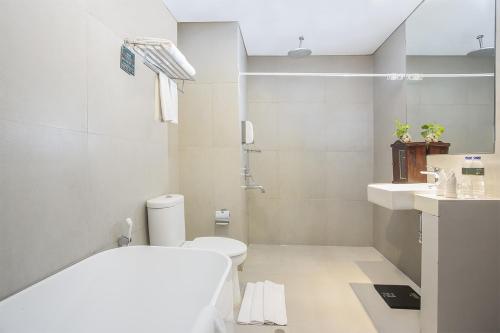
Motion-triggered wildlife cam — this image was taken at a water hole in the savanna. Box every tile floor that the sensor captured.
[227,245,420,333]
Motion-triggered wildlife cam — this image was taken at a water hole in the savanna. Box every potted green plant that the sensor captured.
[393,120,412,143]
[390,120,427,183]
[420,123,450,154]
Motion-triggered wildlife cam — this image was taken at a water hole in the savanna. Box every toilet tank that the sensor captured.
[146,194,186,246]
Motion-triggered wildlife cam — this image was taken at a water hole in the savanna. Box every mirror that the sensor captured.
[405,0,496,154]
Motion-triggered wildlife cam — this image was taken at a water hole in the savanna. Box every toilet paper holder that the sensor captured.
[215,209,230,226]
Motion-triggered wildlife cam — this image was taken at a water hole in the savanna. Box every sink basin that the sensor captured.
[367,183,436,210]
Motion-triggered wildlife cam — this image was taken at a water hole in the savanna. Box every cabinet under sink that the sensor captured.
[368,183,500,332]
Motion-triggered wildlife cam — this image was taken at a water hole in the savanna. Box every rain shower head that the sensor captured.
[467,35,495,56]
[288,36,312,58]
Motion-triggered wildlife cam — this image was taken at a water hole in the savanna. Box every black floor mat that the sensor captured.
[374,284,421,310]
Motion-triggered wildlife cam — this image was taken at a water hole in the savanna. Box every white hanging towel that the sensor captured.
[190,305,226,333]
[237,281,287,326]
[158,72,178,123]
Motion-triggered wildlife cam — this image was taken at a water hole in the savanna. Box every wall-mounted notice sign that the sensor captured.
[120,45,135,76]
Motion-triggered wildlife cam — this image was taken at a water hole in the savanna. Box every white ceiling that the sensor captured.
[163,0,423,56]
[406,0,495,56]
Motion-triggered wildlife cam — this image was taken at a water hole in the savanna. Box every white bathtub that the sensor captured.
[0,246,231,333]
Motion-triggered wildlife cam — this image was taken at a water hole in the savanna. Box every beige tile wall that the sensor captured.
[247,56,374,245]
[177,23,249,242]
[0,0,178,300]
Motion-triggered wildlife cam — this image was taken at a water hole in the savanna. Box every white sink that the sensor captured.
[367,183,436,210]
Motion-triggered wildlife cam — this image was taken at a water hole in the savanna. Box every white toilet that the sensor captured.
[146,194,247,306]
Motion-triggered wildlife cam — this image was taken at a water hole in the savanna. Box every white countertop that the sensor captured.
[368,183,500,216]
[414,193,500,216]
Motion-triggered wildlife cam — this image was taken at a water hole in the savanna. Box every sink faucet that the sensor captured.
[420,166,441,183]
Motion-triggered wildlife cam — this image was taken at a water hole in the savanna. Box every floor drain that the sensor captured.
[274,329,286,333]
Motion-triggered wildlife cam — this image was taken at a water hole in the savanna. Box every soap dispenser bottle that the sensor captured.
[445,171,458,198]
[436,169,447,196]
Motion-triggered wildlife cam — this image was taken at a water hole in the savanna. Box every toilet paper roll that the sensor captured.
[215,209,230,225]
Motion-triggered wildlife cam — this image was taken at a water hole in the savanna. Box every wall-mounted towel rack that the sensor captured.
[123,38,196,86]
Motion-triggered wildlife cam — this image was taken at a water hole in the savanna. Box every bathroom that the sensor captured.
[0,0,499,332]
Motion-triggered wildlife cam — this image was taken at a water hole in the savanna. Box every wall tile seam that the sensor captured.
[408,103,494,107]
[249,197,374,202]
[84,9,165,43]
[252,150,374,154]
[86,131,170,145]
[247,147,375,150]
[14,228,145,298]
[85,10,90,135]
[188,80,240,85]
[248,101,374,105]
[2,249,96,300]
[0,117,89,135]
[178,145,242,150]
[2,217,140,299]
[186,81,239,86]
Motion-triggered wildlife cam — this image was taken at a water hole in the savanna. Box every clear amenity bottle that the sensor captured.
[471,156,485,199]
[461,156,473,198]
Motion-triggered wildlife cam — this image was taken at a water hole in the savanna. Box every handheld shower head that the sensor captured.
[288,36,312,58]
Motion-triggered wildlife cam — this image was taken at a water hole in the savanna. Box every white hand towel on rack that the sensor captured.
[128,38,196,78]
[162,40,196,77]
[158,72,178,124]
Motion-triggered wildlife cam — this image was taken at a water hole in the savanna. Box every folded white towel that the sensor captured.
[237,282,254,324]
[162,40,196,77]
[250,282,265,324]
[158,72,178,124]
[263,280,287,326]
[237,281,287,326]
[134,38,196,77]
[190,305,226,333]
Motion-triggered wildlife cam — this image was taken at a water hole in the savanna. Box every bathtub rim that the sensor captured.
[0,245,232,308]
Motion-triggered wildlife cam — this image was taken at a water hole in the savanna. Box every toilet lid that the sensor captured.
[191,237,247,258]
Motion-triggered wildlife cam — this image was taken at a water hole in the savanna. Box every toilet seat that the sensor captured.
[187,237,247,265]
